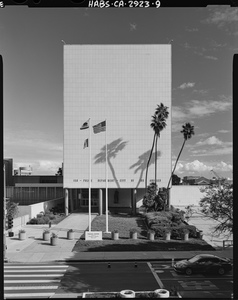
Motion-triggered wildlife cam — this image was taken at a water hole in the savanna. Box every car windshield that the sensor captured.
[188,255,202,263]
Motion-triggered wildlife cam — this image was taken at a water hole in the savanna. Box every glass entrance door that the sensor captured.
[81,189,99,208]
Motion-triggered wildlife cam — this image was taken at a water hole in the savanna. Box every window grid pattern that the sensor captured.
[64,45,171,189]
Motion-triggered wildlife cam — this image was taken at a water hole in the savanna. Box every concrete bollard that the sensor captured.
[171,258,174,267]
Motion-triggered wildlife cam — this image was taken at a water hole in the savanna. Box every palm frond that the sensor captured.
[181,122,195,140]
[150,104,169,136]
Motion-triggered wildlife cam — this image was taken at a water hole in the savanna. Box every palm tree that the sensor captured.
[167,122,195,190]
[145,103,169,191]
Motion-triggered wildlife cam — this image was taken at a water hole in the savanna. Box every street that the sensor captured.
[149,261,233,298]
[4,261,233,298]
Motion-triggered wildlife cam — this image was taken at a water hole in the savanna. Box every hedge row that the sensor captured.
[150,224,197,239]
[145,211,185,228]
[27,209,65,225]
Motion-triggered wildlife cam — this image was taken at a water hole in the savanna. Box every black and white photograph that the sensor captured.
[1,1,234,298]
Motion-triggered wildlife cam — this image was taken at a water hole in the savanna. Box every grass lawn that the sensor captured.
[72,214,215,252]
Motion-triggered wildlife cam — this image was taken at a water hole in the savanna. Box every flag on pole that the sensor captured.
[83,138,89,149]
[80,119,90,130]
[93,120,106,134]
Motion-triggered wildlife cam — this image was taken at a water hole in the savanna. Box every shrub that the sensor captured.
[171,222,180,227]
[170,225,197,239]
[19,229,26,233]
[185,225,197,238]
[145,211,177,229]
[171,212,184,224]
[170,226,184,239]
[150,225,166,237]
[137,292,155,298]
[148,217,171,227]
[6,201,19,218]
[28,218,38,224]
[43,216,50,223]
[170,205,177,212]
[37,216,50,224]
[147,229,155,234]
[27,210,65,225]
[37,218,46,224]
[164,228,171,233]
[129,228,138,233]
[170,285,180,296]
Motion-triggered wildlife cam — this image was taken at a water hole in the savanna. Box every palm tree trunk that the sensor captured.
[145,133,156,191]
[167,139,186,190]
[155,134,158,188]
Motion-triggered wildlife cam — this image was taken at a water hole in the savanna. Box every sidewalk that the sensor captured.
[4,213,233,263]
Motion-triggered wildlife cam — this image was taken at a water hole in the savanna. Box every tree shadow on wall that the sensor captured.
[130,150,161,189]
[94,138,128,188]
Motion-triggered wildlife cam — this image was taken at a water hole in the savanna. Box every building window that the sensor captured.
[114,190,119,203]
[56,187,64,198]
[47,187,55,200]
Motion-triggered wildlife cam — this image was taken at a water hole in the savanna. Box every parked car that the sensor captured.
[174,254,232,275]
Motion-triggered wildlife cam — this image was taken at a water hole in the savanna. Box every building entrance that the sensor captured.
[80,189,99,208]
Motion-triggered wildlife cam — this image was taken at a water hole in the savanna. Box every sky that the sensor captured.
[1,5,235,180]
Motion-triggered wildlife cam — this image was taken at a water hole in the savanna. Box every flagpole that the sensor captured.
[89,118,91,232]
[105,119,109,233]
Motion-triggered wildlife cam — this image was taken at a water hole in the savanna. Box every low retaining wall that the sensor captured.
[29,197,64,219]
[12,198,64,229]
[12,214,30,231]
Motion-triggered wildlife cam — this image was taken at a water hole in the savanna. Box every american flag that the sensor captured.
[80,119,90,130]
[93,120,106,134]
[83,139,88,149]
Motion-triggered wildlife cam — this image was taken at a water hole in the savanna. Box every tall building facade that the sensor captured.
[4,158,14,186]
[63,45,171,213]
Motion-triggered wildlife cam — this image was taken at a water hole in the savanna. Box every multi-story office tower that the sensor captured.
[63,45,171,213]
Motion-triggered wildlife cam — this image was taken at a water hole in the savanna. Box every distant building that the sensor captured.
[194,177,211,185]
[4,158,64,206]
[6,175,64,205]
[182,176,211,185]
[182,176,200,185]
[4,158,14,186]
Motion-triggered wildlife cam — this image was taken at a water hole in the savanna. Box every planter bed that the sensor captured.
[72,214,215,253]
[73,238,215,252]
[82,291,181,298]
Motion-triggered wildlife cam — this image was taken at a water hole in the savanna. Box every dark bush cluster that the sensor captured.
[184,225,197,238]
[170,226,185,239]
[27,206,65,225]
[49,203,65,214]
[27,217,38,224]
[148,216,171,227]
[145,211,184,227]
[150,224,197,239]
[145,210,197,239]
[150,225,167,237]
